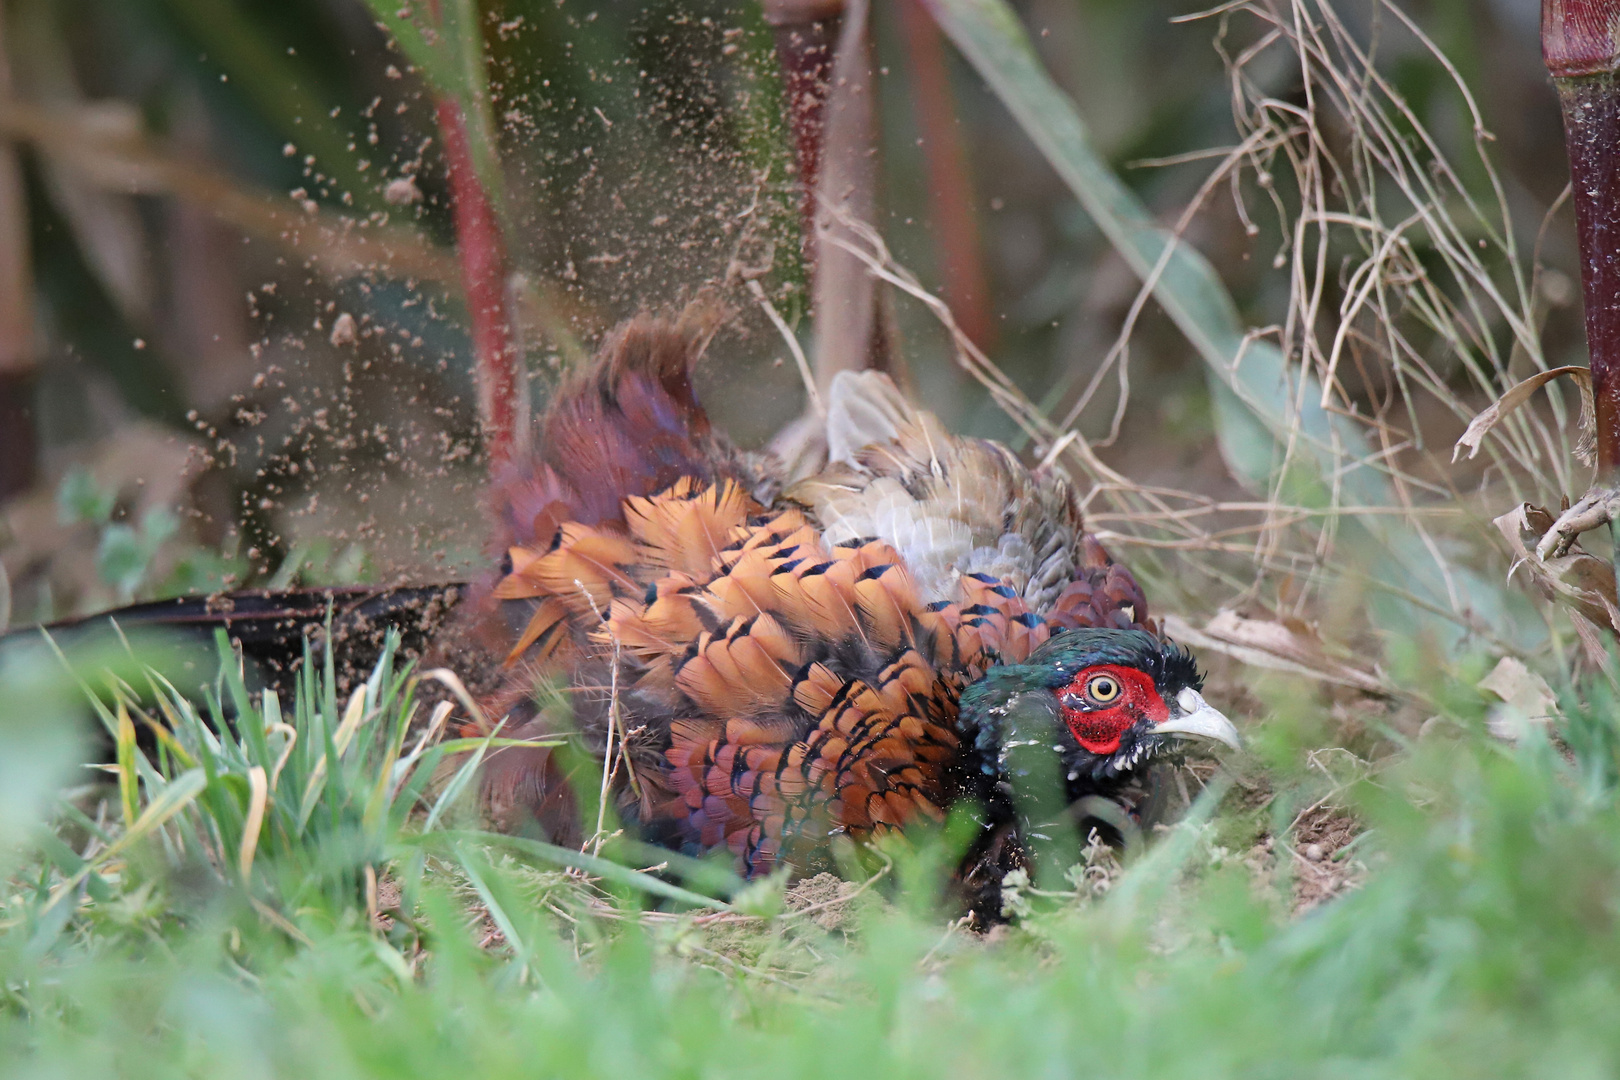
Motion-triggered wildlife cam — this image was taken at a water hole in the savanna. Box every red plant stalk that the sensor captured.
[435,98,521,469]
[421,0,521,470]
[761,0,845,274]
[1545,0,1620,482]
[896,0,992,352]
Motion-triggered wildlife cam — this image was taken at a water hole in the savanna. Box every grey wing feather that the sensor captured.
[825,370,918,465]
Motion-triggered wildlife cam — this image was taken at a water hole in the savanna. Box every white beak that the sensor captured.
[1155,688,1242,751]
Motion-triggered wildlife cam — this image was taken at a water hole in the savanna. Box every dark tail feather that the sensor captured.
[3,585,464,697]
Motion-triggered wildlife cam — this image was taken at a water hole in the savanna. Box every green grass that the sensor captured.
[2,631,1620,1078]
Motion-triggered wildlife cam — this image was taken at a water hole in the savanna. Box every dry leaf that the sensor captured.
[1478,656,1558,742]
[1162,611,1384,693]
[1492,502,1619,668]
[1478,656,1557,716]
[1454,366,1595,464]
[1493,503,1618,628]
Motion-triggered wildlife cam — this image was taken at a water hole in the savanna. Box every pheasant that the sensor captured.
[3,305,1238,915]
[469,306,1240,913]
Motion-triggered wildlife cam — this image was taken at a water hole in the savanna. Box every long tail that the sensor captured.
[1,584,463,697]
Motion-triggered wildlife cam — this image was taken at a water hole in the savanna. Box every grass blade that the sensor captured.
[239,765,268,884]
[114,702,138,828]
[451,842,536,977]
[427,831,733,912]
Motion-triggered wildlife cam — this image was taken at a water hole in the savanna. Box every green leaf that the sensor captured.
[158,0,385,214]
[95,525,147,597]
[57,466,115,526]
[105,768,209,860]
[140,506,179,548]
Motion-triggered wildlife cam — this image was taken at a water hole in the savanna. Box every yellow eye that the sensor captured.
[1086,675,1121,704]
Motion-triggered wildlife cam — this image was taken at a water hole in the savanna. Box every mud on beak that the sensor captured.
[1156,688,1242,751]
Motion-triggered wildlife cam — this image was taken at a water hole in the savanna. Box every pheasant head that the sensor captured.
[958,628,1239,796]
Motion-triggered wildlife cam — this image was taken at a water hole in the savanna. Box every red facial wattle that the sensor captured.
[1057,665,1169,756]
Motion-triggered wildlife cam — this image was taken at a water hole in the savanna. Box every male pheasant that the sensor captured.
[469,307,1239,911]
[2,304,1238,913]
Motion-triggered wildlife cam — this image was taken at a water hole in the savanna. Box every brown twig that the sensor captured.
[0,101,459,285]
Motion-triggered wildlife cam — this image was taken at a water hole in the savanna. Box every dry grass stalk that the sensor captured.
[1175,2,1573,532]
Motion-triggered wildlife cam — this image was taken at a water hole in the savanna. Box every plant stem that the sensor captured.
[423,0,522,470]
[0,8,34,500]
[436,97,521,469]
[761,0,844,273]
[897,0,993,352]
[1545,0,1620,482]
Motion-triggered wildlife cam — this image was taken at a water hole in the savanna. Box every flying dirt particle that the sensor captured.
[383,176,423,206]
[330,313,359,347]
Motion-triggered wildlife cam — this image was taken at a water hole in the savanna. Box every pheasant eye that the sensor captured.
[1086,675,1121,705]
